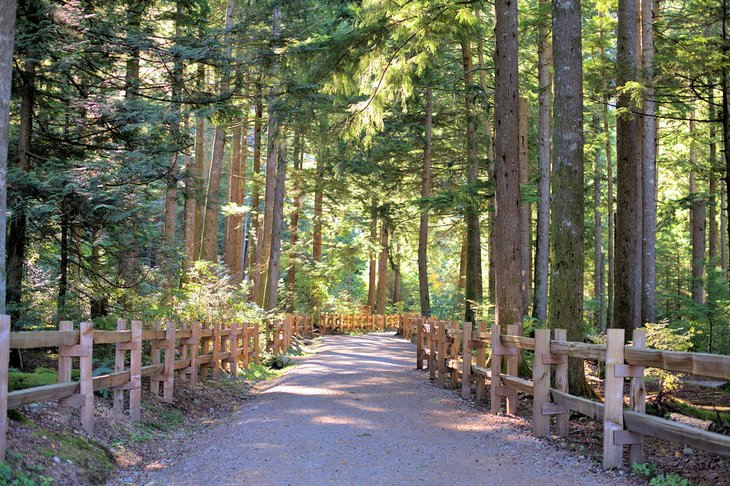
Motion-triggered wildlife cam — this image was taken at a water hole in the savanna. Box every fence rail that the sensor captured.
[0,313,314,460]
[405,316,730,469]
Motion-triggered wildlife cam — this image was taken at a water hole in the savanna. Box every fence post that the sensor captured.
[129,320,142,421]
[163,322,176,402]
[58,320,73,384]
[554,328,569,437]
[151,321,162,395]
[462,322,472,399]
[179,322,189,381]
[242,323,250,368]
[603,328,625,469]
[184,321,200,385]
[211,321,221,378]
[200,322,211,379]
[629,328,647,465]
[416,317,423,370]
[476,322,486,401]
[533,328,551,437]
[113,319,127,413]
[450,322,460,389]
[428,318,436,381]
[79,321,94,434]
[0,315,11,461]
[254,323,260,364]
[505,323,519,414]
[490,324,502,414]
[437,321,446,388]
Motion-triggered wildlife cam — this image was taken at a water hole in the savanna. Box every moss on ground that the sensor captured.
[36,430,115,484]
[8,368,58,391]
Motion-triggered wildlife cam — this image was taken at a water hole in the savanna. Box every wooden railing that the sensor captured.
[0,313,312,460]
[404,316,730,469]
[266,314,314,354]
[318,313,403,334]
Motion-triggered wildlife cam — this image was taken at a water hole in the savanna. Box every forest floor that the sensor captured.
[135,333,633,486]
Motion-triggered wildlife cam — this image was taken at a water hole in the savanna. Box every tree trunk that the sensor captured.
[367,199,377,310]
[201,0,235,262]
[461,35,483,323]
[313,148,323,264]
[224,114,248,282]
[249,84,263,299]
[614,0,642,334]
[393,238,401,305]
[549,0,589,396]
[533,9,551,323]
[184,63,206,264]
[477,13,496,308]
[458,233,467,290]
[0,0,16,315]
[709,88,719,268]
[519,97,531,316]
[690,116,706,305]
[641,0,656,324]
[376,221,389,315]
[604,101,615,330]
[7,57,35,317]
[593,115,606,331]
[418,88,432,317]
[494,0,524,328]
[266,135,287,312]
[287,131,304,313]
[722,183,728,275]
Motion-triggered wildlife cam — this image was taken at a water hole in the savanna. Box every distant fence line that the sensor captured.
[399,316,730,469]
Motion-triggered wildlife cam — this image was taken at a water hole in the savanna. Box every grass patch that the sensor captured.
[35,430,115,484]
[8,368,57,392]
[0,462,52,486]
[239,363,289,381]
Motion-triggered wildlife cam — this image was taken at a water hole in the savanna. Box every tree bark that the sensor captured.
[494,0,524,328]
[593,115,606,331]
[7,57,35,317]
[266,134,287,311]
[533,9,551,323]
[0,0,16,314]
[690,116,706,305]
[604,101,615,330]
[549,0,588,395]
[418,88,432,318]
[614,0,642,334]
[709,88,719,268]
[477,13,496,308]
[393,238,401,305]
[376,220,389,315]
[461,35,483,323]
[249,84,263,300]
[519,97,531,316]
[201,0,235,262]
[641,0,656,324]
[367,199,377,310]
[184,63,206,264]
[224,114,248,282]
[287,131,304,313]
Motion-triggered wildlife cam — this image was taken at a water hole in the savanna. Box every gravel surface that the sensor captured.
[140,333,635,485]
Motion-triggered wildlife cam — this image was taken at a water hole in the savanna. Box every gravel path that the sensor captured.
[140,333,632,485]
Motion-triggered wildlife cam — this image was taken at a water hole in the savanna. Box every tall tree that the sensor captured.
[549,0,588,394]
[376,219,389,315]
[493,0,524,329]
[690,115,706,305]
[418,88,432,317]
[533,3,552,323]
[641,0,657,324]
[614,0,642,334]
[202,0,235,262]
[0,0,18,315]
[461,33,482,323]
[266,134,287,311]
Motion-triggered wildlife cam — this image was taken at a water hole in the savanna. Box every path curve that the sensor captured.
[140,333,631,485]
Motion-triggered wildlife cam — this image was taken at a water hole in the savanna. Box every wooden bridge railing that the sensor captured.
[318,313,403,334]
[265,313,315,355]
[0,314,332,460]
[402,315,730,469]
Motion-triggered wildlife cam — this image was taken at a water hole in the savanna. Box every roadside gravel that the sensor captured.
[139,333,635,485]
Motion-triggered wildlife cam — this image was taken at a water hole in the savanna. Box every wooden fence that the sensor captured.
[266,314,314,354]
[405,316,730,469]
[0,313,314,460]
[319,313,403,334]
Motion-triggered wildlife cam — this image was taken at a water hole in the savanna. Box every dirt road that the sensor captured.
[139,333,630,485]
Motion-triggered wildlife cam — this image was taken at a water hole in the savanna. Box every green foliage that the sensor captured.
[643,321,695,398]
[632,462,693,486]
[0,462,52,486]
[8,368,57,392]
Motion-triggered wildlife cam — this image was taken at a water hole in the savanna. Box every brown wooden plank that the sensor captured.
[10,330,78,348]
